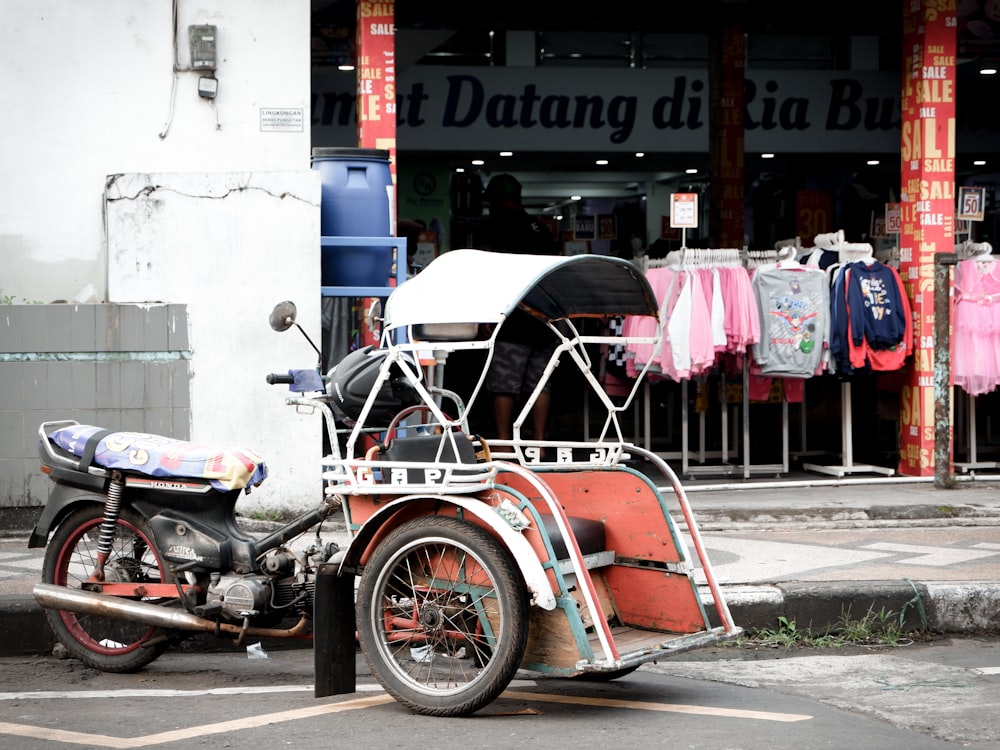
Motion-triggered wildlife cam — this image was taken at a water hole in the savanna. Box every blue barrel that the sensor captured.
[311,147,394,287]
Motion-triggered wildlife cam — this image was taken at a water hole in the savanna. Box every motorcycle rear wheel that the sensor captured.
[42,505,173,672]
[356,515,528,717]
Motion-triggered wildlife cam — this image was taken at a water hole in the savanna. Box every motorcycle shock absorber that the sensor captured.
[91,470,126,582]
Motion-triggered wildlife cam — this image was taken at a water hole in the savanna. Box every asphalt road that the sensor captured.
[0,636,998,749]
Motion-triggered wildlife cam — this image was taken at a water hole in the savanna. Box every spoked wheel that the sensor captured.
[42,505,174,672]
[356,515,528,716]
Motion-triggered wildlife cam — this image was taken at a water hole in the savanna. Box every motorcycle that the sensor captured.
[30,249,741,717]
[29,419,339,669]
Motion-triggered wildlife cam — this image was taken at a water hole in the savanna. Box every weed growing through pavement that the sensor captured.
[733,603,929,650]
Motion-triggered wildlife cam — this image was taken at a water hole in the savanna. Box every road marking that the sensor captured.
[686,535,1000,584]
[0,683,812,747]
[862,542,1000,567]
[689,537,893,583]
[0,684,388,701]
[0,693,396,748]
[501,690,811,722]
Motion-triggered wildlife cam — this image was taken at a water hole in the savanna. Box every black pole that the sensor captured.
[313,560,357,697]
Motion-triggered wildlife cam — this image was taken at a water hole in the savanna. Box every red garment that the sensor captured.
[845,265,913,371]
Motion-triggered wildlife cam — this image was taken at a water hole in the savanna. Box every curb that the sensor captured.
[713,581,1000,633]
[1,595,55,656]
[6,581,999,660]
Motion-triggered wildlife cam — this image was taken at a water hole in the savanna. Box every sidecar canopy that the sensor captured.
[383,249,659,336]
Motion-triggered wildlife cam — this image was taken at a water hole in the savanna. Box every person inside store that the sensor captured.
[474,173,561,444]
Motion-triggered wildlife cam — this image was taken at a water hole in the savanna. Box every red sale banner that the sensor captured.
[711,26,744,249]
[795,189,833,241]
[356,2,398,347]
[355,1,397,198]
[897,1,957,476]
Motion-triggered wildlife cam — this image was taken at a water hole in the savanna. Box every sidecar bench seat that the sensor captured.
[538,513,606,559]
[42,423,268,493]
[373,432,491,487]
[378,433,478,464]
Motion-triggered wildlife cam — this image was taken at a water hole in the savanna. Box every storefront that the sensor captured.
[312,1,1000,481]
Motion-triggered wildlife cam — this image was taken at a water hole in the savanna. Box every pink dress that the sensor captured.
[953,258,1000,396]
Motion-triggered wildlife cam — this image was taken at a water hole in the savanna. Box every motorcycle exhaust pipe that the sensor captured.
[32,583,309,638]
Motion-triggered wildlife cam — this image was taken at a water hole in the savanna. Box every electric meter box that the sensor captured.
[189,25,217,71]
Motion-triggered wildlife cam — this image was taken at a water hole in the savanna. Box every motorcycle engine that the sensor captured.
[205,574,273,619]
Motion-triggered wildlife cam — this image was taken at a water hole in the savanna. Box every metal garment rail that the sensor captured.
[800,235,895,478]
[634,248,789,480]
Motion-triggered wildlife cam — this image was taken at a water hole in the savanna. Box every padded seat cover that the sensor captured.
[48,424,267,492]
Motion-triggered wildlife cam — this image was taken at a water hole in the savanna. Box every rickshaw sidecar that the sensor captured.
[317,249,740,716]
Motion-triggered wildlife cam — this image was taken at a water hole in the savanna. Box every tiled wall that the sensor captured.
[0,303,190,528]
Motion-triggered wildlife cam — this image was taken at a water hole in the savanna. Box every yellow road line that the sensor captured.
[0,687,811,747]
[502,690,812,722]
[0,694,396,748]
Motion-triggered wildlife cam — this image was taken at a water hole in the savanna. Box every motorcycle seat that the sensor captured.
[44,423,268,492]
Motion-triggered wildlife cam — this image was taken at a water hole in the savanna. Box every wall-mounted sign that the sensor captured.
[574,214,595,240]
[260,108,303,132]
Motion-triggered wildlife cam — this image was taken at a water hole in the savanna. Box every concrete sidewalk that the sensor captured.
[2,472,999,657]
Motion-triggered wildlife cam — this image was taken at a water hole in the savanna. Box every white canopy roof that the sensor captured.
[384,249,658,331]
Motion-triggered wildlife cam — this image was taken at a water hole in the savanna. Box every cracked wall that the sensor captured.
[103,170,323,517]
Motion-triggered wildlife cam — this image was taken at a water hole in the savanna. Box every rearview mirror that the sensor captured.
[269,301,297,332]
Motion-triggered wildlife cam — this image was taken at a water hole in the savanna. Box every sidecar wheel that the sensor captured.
[356,515,528,717]
[42,505,172,672]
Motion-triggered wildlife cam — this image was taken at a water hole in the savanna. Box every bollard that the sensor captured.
[313,560,357,697]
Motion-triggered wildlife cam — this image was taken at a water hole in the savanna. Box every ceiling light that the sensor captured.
[455,167,466,172]
[635,152,645,158]
[867,159,880,165]
[980,67,998,75]
[685,168,698,174]
[761,153,775,159]
[596,159,609,166]
[570,195,582,201]
[974,160,987,166]
[337,64,355,71]
[471,159,484,166]
[499,151,513,157]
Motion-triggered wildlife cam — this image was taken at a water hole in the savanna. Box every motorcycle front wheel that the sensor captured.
[42,505,173,672]
[356,515,528,717]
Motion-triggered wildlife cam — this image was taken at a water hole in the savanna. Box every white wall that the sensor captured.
[2,1,325,515]
[106,170,322,517]
[1,0,313,304]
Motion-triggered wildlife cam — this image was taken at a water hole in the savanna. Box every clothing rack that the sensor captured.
[801,232,895,477]
[954,390,999,474]
[955,239,993,260]
[744,248,778,267]
[638,247,788,479]
[952,241,998,474]
[639,250,738,470]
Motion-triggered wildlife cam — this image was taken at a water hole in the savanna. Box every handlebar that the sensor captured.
[266,373,296,385]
